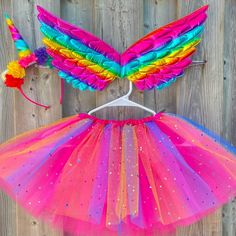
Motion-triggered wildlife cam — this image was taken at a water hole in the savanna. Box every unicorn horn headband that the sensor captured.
[5,13,34,61]
[1,13,52,109]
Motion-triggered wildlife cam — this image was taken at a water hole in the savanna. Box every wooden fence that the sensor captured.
[0,0,235,235]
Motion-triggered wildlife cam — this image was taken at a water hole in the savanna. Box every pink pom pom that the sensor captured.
[19,53,37,68]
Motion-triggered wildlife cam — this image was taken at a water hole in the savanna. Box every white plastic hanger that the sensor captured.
[88,81,156,115]
[88,60,206,115]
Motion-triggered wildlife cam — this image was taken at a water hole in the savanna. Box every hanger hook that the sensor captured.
[124,81,133,98]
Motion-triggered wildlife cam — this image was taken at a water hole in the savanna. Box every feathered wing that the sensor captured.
[38,5,208,92]
[121,5,208,90]
[37,6,121,91]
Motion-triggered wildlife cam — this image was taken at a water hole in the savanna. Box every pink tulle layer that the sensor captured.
[0,112,236,235]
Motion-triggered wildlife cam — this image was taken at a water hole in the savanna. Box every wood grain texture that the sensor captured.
[0,0,235,235]
[176,1,224,235]
[5,0,62,236]
[94,0,144,120]
[143,0,177,113]
[61,0,96,117]
[60,0,96,235]
[223,0,236,235]
[0,1,17,236]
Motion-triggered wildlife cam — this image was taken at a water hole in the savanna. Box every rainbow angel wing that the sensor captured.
[121,5,208,90]
[37,5,208,91]
[37,6,121,91]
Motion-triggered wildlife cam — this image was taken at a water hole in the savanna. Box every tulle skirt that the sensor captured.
[0,112,236,235]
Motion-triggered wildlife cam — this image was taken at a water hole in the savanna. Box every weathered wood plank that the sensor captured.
[0,1,17,236]
[61,0,96,117]
[176,1,225,235]
[94,0,144,120]
[223,0,236,235]
[1,0,236,235]
[11,0,62,235]
[143,0,177,114]
[60,1,96,235]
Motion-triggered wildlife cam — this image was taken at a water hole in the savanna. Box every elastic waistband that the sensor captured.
[78,113,163,125]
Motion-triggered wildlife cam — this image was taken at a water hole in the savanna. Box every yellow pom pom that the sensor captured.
[7,61,25,78]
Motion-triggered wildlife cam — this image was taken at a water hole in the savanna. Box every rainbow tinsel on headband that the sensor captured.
[5,13,36,67]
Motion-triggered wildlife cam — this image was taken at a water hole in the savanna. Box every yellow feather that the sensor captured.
[43,38,116,81]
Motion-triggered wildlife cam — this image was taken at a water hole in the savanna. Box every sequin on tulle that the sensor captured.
[0,112,236,235]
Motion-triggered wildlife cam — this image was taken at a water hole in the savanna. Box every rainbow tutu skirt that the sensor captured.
[0,112,236,235]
